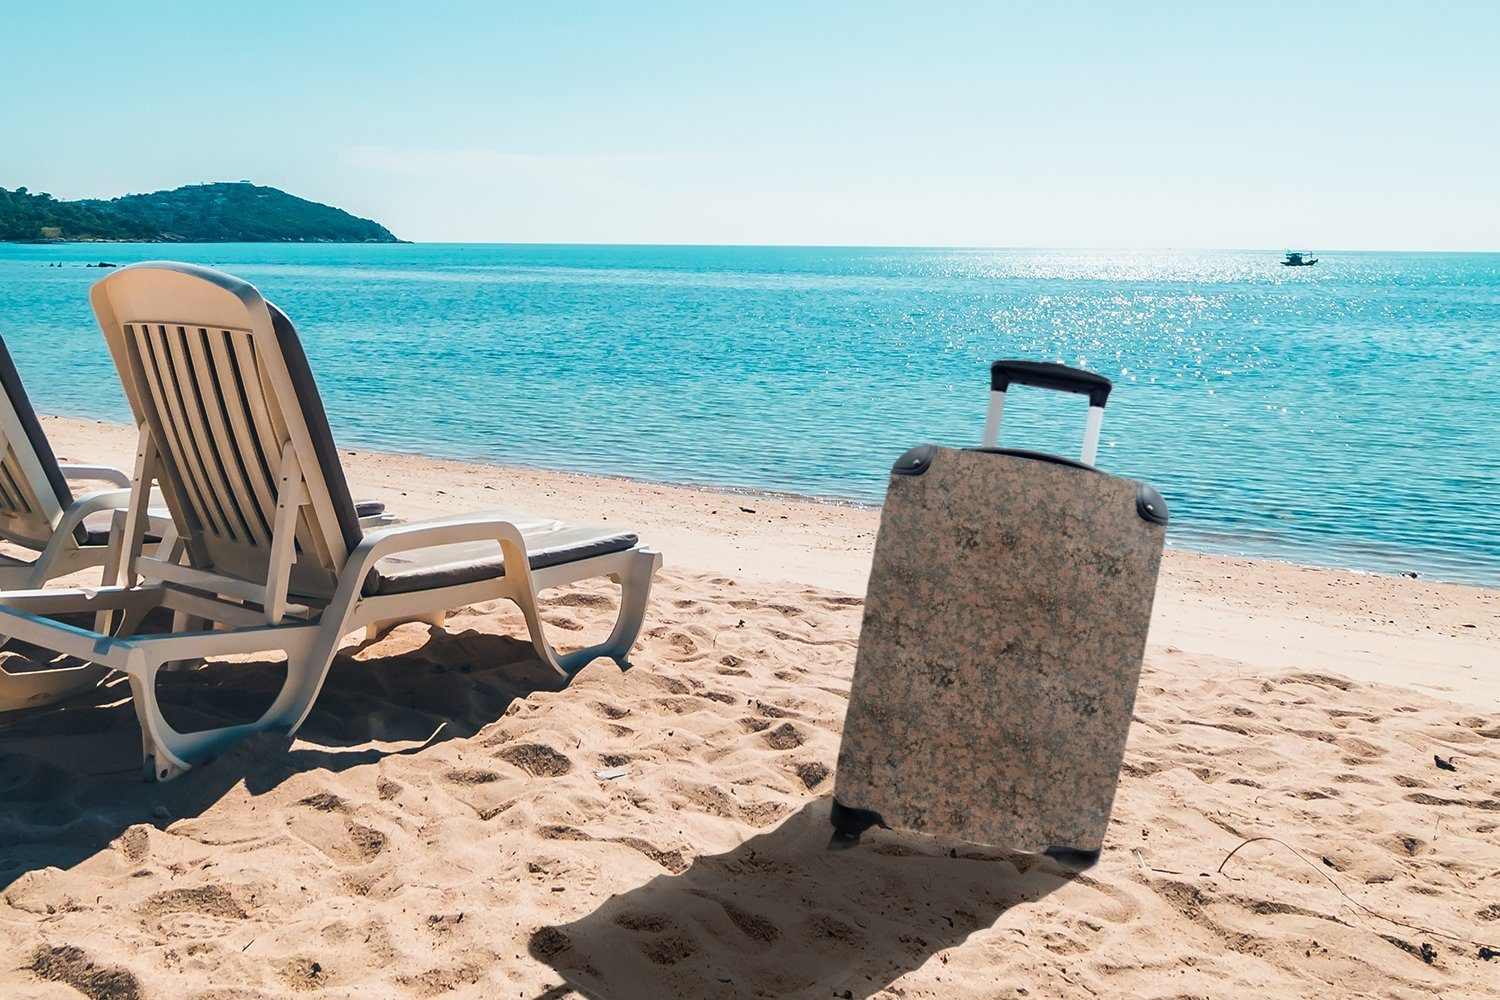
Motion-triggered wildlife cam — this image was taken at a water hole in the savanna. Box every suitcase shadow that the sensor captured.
[529,798,1078,999]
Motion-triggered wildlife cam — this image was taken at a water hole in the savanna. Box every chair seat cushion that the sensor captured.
[363,515,638,597]
[81,510,162,547]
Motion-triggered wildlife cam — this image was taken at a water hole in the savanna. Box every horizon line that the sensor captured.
[14,241,1500,255]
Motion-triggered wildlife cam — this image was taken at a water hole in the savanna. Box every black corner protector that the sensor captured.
[828,798,889,850]
[892,444,939,477]
[1043,845,1102,869]
[1136,482,1169,525]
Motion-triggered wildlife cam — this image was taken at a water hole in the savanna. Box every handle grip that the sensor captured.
[989,360,1112,408]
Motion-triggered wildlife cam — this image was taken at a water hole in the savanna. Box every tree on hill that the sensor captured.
[0,182,400,243]
[0,186,157,241]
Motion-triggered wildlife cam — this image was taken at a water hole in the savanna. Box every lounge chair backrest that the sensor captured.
[0,337,76,548]
[90,263,364,601]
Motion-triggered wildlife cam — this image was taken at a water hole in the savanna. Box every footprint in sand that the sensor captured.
[296,792,349,812]
[809,593,863,608]
[750,699,792,719]
[736,800,790,828]
[115,825,151,863]
[615,910,674,933]
[613,837,690,874]
[396,962,486,995]
[137,885,248,939]
[29,945,145,1000]
[708,895,782,945]
[342,822,389,861]
[277,956,333,992]
[761,722,806,750]
[656,696,708,716]
[542,612,586,631]
[647,675,693,695]
[550,591,616,610]
[789,760,830,790]
[285,804,392,866]
[665,780,738,820]
[718,661,751,677]
[496,743,573,777]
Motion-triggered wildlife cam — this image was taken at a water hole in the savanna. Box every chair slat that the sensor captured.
[132,323,225,538]
[187,327,270,547]
[0,454,23,514]
[213,330,279,538]
[162,324,249,543]
[227,332,285,515]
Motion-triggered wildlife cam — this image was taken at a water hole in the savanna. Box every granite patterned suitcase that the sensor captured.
[831,360,1168,860]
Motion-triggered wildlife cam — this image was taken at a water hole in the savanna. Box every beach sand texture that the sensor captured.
[1,417,1496,998]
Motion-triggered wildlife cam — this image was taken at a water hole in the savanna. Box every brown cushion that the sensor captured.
[81,510,161,547]
[363,517,638,597]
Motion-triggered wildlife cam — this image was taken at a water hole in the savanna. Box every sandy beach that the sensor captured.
[1,415,1496,998]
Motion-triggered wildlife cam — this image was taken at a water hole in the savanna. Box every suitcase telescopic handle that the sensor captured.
[983,360,1113,465]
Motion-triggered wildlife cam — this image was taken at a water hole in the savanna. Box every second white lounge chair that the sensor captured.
[0,262,662,780]
[0,335,167,590]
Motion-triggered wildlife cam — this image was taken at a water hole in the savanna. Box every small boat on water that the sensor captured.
[1281,251,1318,267]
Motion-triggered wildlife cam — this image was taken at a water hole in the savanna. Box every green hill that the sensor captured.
[0,182,402,243]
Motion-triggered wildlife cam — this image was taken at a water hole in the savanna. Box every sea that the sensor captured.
[0,243,1495,587]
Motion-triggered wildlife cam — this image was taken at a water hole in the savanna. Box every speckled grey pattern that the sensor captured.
[834,447,1166,853]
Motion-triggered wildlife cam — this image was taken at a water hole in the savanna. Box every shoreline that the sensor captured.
[41,413,1495,592]
[40,413,1498,709]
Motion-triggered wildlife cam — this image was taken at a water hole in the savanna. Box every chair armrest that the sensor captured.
[59,464,132,488]
[347,513,534,582]
[59,488,169,540]
[55,488,135,539]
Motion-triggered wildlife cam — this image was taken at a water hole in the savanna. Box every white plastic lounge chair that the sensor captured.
[0,336,171,591]
[0,335,392,712]
[0,262,661,780]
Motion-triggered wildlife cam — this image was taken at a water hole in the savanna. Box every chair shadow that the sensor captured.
[529,799,1079,1000]
[0,623,568,894]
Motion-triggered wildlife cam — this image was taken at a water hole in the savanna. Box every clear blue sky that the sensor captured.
[3,1,1496,248]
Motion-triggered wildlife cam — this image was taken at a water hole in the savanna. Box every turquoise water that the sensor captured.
[1,243,1496,587]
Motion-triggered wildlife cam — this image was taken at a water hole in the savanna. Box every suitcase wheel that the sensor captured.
[1043,845,1102,869]
[827,798,889,851]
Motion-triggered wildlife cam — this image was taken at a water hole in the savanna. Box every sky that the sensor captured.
[2,1,1497,249]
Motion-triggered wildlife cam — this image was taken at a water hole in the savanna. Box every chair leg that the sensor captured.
[0,600,158,713]
[602,551,660,664]
[127,639,327,782]
[516,549,661,677]
[0,660,111,713]
[161,611,207,672]
[362,609,446,643]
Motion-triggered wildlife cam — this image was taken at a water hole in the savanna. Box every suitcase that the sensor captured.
[830,360,1168,860]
